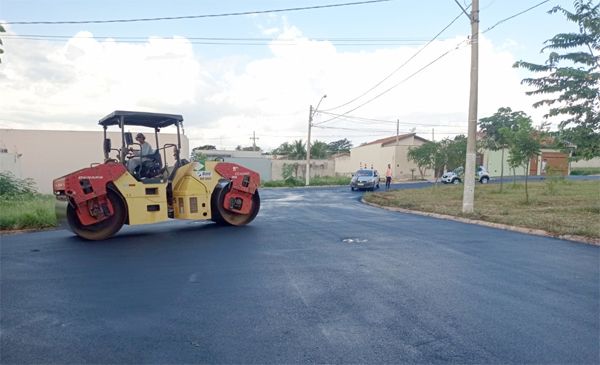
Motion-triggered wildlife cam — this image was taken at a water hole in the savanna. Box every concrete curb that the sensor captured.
[362,198,600,246]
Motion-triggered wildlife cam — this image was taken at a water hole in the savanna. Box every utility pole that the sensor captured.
[249,131,259,151]
[432,128,435,142]
[462,0,479,214]
[306,94,327,186]
[306,105,313,186]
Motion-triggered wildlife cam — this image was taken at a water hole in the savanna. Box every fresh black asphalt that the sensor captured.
[1,184,598,364]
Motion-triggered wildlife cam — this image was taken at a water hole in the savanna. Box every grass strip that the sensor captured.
[0,195,57,231]
[364,180,600,239]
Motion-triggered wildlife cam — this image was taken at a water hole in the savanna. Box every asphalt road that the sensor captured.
[1,185,598,364]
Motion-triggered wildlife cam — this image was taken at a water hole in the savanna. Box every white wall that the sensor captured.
[0,129,189,193]
[0,151,24,179]
[572,157,600,168]
[271,159,334,180]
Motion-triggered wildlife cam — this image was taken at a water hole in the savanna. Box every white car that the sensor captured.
[441,166,490,184]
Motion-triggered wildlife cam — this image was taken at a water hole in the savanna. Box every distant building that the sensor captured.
[336,133,433,179]
[196,149,272,181]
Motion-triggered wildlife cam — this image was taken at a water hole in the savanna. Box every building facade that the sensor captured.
[0,129,189,193]
[337,134,432,179]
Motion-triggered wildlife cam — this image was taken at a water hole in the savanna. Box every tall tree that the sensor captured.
[288,140,306,160]
[327,138,353,154]
[479,107,531,191]
[514,0,599,160]
[440,135,467,172]
[272,142,293,156]
[310,140,329,159]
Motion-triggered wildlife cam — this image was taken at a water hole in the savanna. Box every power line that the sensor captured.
[1,35,444,47]
[315,0,552,126]
[315,38,470,125]
[317,111,467,127]
[323,6,470,112]
[481,0,551,34]
[2,0,392,25]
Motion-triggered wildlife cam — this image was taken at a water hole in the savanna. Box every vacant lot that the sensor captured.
[364,180,600,239]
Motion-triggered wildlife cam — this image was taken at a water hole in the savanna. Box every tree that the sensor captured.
[440,135,467,172]
[407,141,445,180]
[288,140,306,160]
[310,140,329,159]
[0,25,5,63]
[327,138,353,154]
[514,0,599,160]
[272,142,293,156]
[191,150,206,163]
[236,146,262,151]
[194,145,216,151]
[506,119,541,203]
[479,107,531,191]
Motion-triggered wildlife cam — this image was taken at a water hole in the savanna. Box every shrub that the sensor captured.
[0,172,38,198]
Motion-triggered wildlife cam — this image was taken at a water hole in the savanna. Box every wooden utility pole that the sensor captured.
[306,94,327,186]
[462,0,479,214]
[306,105,313,186]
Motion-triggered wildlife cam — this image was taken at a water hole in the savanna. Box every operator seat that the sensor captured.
[138,150,163,179]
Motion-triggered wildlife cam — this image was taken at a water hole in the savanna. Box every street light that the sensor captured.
[306,94,327,186]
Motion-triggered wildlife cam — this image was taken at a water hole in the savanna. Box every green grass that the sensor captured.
[263,176,351,188]
[364,180,600,239]
[0,195,57,231]
[570,167,600,176]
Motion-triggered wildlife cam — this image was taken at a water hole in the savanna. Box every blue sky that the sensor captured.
[0,0,578,150]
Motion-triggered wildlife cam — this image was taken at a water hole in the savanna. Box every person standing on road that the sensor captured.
[385,164,392,190]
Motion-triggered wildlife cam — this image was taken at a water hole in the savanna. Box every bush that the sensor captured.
[0,172,38,198]
[570,167,600,176]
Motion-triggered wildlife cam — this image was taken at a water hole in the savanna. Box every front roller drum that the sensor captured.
[211,181,260,226]
[66,189,126,240]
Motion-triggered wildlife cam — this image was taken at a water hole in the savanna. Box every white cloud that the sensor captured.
[0,24,546,151]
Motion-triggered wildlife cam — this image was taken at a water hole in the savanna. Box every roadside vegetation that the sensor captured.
[263,175,350,188]
[571,167,600,176]
[364,180,600,239]
[0,172,56,231]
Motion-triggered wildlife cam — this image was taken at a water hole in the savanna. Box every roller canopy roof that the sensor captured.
[98,110,184,129]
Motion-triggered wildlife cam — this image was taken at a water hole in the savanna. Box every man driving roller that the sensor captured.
[127,133,154,174]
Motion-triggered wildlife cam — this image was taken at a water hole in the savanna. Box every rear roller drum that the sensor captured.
[66,189,126,240]
[211,181,260,226]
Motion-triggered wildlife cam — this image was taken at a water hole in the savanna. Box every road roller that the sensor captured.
[52,110,261,240]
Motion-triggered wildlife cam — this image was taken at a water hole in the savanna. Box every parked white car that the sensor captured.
[441,166,490,184]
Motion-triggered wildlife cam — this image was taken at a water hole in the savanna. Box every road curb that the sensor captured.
[362,198,600,246]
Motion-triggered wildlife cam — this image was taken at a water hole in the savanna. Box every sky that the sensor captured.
[0,0,578,152]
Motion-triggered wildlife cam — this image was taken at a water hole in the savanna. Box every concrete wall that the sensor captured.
[334,154,354,176]
[482,148,570,176]
[271,159,334,180]
[219,157,272,182]
[0,129,189,193]
[483,148,527,177]
[572,157,600,168]
[0,152,23,178]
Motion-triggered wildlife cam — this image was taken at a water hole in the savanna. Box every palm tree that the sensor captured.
[289,140,306,160]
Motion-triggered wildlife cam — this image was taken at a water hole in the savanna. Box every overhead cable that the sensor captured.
[2,0,392,25]
[322,5,470,112]
[315,0,553,125]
